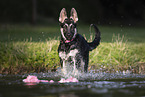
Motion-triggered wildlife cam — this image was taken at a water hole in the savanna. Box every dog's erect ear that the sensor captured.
[70,8,78,23]
[59,8,67,23]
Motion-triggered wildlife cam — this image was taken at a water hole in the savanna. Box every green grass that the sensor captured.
[0,24,145,74]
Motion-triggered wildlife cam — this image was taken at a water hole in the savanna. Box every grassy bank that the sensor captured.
[0,24,145,74]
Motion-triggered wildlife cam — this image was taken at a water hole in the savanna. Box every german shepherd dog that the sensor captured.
[58,8,101,75]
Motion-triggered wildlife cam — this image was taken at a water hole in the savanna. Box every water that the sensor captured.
[0,72,145,97]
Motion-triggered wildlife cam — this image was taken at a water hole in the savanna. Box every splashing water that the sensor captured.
[1,70,145,97]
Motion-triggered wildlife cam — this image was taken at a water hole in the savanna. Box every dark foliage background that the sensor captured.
[0,0,145,25]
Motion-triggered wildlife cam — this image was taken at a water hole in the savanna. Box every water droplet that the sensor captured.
[109,22,112,25]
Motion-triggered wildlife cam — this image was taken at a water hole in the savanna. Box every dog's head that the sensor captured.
[59,8,78,43]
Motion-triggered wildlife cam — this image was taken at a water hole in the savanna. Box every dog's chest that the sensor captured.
[59,49,79,60]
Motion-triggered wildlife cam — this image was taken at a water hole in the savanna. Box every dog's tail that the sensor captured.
[88,24,101,51]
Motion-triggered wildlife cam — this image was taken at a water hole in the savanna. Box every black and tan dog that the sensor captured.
[58,8,101,75]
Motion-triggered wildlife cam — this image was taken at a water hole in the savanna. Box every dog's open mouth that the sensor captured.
[64,36,74,43]
[65,39,72,43]
[64,33,76,43]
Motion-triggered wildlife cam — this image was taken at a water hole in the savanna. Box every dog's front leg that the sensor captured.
[62,60,67,75]
[73,57,76,71]
[59,51,67,75]
[72,57,79,75]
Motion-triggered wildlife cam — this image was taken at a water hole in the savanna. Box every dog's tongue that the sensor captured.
[65,40,71,43]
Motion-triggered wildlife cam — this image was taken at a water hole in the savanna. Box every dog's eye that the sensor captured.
[63,25,67,29]
[63,25,68,32]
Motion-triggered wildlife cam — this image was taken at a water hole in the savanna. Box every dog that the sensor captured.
[58,8,101,75]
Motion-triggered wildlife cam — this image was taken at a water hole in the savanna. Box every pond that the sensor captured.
[0,72,145,97]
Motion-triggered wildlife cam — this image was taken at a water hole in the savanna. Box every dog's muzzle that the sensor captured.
[61,28,77,43]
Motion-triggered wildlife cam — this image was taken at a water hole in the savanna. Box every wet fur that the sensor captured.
[58,8,101,74]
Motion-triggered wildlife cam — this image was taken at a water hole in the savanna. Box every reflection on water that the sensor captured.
[59,93,79,97]
[0,72,145,97]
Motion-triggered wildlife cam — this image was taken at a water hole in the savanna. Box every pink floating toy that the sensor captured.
[23,75,49,83]
[23,75,78,84]
[66,77,79,82]
[59,78,69,83]
[23,75,40,83]
[49,80,54,83]
[58,77,79,83]
[40,80,49,83]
